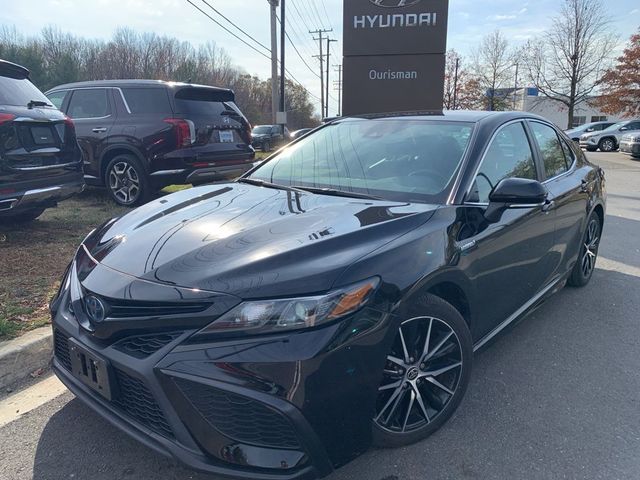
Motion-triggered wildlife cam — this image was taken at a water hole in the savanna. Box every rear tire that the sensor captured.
[372,294,472,448]
[105,154,150,207]
[1,208,45,224]
[598,137,616,152]
[262,141,271,153]
[567,213,601,287]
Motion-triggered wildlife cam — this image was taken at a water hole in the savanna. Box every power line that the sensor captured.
[277,15,320,79]
[188,0,320,105]
[186,0,271,61]
[199,0,270,53]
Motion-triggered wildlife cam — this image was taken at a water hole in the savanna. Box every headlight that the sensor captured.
[633,136,640,142]
[196,277,380,336]
[588,137,597,143]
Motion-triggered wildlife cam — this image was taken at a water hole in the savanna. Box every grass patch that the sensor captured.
[0,187,127,341]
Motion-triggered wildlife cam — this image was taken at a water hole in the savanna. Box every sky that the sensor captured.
[0,0,638,115]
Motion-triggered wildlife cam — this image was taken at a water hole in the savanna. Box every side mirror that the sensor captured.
[586,128,594,132]
[484,178,549,223]
[619,126,628,131]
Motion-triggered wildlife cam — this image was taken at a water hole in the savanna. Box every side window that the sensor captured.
[627,122,640,131]
[120,87,171,114]
[46,91,67,110]
[469,122,537,203]
[67,89,110,119]
[558,137,575,170]
[529,122,569,179]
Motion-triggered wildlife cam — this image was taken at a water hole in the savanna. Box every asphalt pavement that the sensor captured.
[1,151,639,480]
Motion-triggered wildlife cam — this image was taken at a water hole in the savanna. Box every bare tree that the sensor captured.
[523,0,616,128]
[444,49,485,110]
[472,30,514,111]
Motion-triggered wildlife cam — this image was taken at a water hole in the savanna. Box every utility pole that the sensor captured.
[269,0,280,124]
[333,64,342,116]
[325,38,337,118]
[452,57,459,110]
[311,28,332,119]
[279,0,286,121]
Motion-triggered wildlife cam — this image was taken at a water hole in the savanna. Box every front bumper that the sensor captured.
[51,265,392,479]
[619,141,640,156]
[579,138,598,149]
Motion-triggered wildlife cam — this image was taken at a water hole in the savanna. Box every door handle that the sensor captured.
[542,200,555,212]
[92,127,107,133]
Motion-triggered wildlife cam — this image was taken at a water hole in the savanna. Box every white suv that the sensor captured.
[579,119,640,152]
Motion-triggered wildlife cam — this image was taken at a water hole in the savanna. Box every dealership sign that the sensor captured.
[342,0,449,115]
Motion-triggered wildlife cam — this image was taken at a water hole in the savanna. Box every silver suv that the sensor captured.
[580,119,640,152]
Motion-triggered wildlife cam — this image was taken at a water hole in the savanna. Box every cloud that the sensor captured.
[487,14,517,20]
[630,8,639,14]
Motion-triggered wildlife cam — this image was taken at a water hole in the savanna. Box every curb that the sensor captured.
[0,327,53,391]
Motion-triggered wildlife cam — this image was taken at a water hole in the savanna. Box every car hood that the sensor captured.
[83,183,438,298]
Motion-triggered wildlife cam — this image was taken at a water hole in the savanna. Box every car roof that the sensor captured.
[335,110,551,125]
[47,79,232,93]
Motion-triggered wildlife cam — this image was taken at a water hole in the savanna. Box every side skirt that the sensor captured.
[472,275,565,352]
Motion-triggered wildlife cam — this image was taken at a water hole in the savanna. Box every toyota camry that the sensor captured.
[51,111,605,479]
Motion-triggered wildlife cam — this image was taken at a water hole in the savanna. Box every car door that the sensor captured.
[459,121,557,339]
[528,120,590,276]
[65,88,116,181]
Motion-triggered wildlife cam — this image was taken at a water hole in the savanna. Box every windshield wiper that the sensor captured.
[27,100,52,109]
[293,186,383,200]
[237,178,307,194]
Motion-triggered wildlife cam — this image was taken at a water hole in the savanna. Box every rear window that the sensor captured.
[121,87,171,114]
[173,87,237,116]
[0,76,52,108]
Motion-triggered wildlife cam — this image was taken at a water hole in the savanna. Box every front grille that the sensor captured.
[53,331,173,439]
[113,332,182,359]
[175,378,301,449]
[113,369,174,439]
[53,330,72,371]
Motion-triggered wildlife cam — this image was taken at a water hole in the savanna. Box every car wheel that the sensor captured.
[262,141,271,153]
[372,294,473,448]
[599,138,616,152]
[2,208,45,224]
[567,213,601,287]
[105,154,150,207]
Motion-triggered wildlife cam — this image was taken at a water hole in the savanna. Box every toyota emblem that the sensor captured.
[84,295,106,323]
[369,0,422,7]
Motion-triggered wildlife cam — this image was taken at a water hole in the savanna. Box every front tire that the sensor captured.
[262,141,271,153]
[567,213,601,287]
[105,154,150,207]
[372,294,473,448]
[599,137,616,152]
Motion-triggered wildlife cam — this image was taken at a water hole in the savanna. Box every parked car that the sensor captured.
[45,80,255,206]
[0,60,83,223]
[579,119,640,152]
[564,121,615,142]
[619,133,640,159]
[290,127,314,140]
[51,111,605,480]
[251,124,290,152]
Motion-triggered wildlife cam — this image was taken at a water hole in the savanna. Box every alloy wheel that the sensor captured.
[600,138,615,152]
[375,316,463,433]
[109,161,141,205]
[581,218,600,277]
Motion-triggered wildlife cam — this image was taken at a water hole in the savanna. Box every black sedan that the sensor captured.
[50,111,605,479]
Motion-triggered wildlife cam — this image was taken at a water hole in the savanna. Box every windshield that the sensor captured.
[253,126,273,135]
[248,118,474,203]
[0,76,52,108]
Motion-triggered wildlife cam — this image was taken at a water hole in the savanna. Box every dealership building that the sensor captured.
[490,87,624,129]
